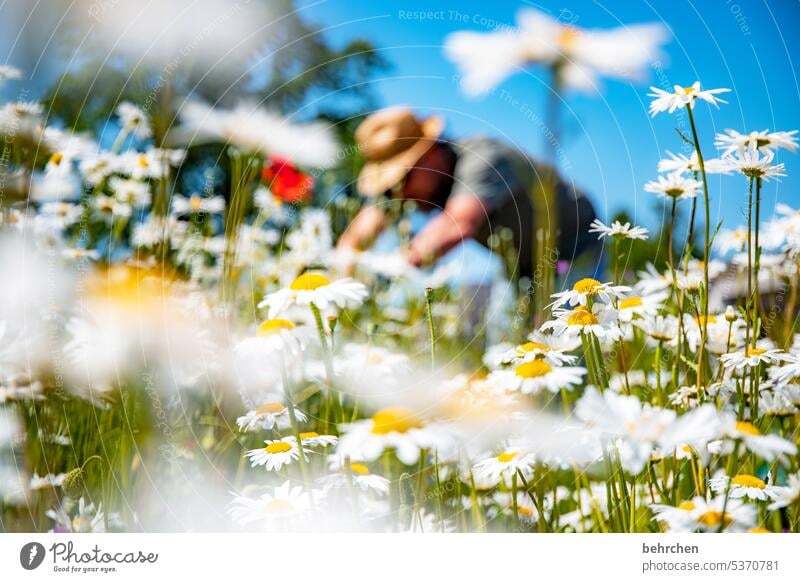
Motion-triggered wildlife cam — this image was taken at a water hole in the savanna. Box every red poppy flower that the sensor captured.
[261,156,314,204]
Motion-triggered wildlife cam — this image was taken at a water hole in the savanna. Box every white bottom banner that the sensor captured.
[1,533,799,581]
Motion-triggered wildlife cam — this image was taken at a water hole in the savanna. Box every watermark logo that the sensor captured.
[20,542,46,570]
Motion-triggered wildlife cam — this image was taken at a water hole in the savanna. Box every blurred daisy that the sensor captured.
[708,473,781,501]
[657,150,732,174]
[171,193,225,216]
[336,406,455,465]
[644,171,701,199]
[549,277,631,308]
[171,100,338,168]
[767,473,800,510]
[500,337,578,366]
[47,497,109,533]
[108,177,151,207]
[588,218,649,240]
[245,437,305,471]
[723,419,797,461]
[648,82,730,116]
[236,401,307,432]
[235,318,310,359]
[116,101,152,140]
[473,447,536,486]
[716,226,750,254]
[324,458,390,494]
[651,496,755,532]
[0,65,21,80]
[444,7,667,96]
[715,129,798,156]
[258,272,368,319]
[488,361,586,395]
[228,481,315,527]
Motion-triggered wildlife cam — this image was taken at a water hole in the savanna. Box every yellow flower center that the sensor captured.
[371,406,422,434]
[256,402,286,415]
[49,152,64,165]
[681,86,697,95]
[731,474,766,489]
[137,154,149,167]
[299,432,319,439]
[265,442,293,454]
[567,308,599,327]
[517,341,550,353]
[573,278,603,294]
[620,296,643,309]
[349,463,369,476]
[514,360,553,378]
[290,272,331,291]
[517,505,534,517]
[748,527,771,533]
[745,347,767,357]
[735,421,761,436]
[257,318,295,336]
[189,195,203,211]
[678,501,696,511]
[697,511,732,528]
[558,27,580,49]
[696,314,717,325]
[497,451,518,463]
[263,499,293,513]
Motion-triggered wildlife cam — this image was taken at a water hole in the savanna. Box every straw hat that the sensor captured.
[355,107,444,196]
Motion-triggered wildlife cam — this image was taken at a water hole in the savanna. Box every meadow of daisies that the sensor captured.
[2,58,800,533]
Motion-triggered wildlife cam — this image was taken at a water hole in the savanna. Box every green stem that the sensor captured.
[424,287,436,370]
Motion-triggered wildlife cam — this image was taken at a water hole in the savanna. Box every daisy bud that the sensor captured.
[327,315,338,335]
[725,305,737,322]
[61,467,86,499]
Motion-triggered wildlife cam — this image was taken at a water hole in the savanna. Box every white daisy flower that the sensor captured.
[296,431,338,448]
[29,472,66,491]
[0,65,22,80]
[617,291,667,323]
[235,318,311,360]
[720,346,789,371]
[444,7,667,96]
[116,101,152,140]
[549,277,631,308]
[657,150,732,175]
[541,303,623,342]
[171,193,226,216]
[336,406,455,466]
[708,473,781,501]
[228,481,316,527]
[575,387,676,474]
[472,447,536,486]
[767,473,800,510]
[245,437,305,471]
[47,497,110,533]
[715,129,798,156]
[91,195,131,222]
[236,401,307,432]
[258,272,368,319]
[37,202,83,230]
[588,218,649,240]
[324,458,390,494]
[724,145,785,181]
[108,176,151,206]
[715,226,750,254]
[648,82,730,116]
[723,419,797,461]
[488,361,586,395]
[499,337,578,367]
[644,171,701,199]
[651,496,755,532]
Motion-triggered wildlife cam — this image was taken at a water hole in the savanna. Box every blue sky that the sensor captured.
[297,0,800,230]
